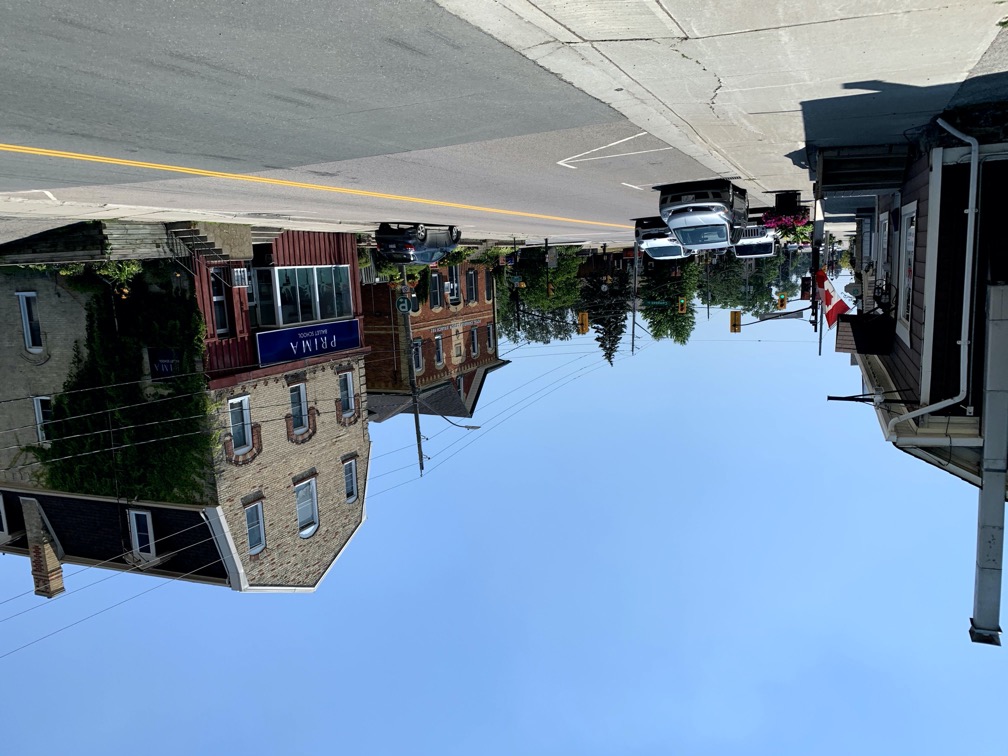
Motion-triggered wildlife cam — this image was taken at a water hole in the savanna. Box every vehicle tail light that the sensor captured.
[405,244,415,251]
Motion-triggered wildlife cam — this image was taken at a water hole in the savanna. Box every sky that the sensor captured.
[1,296,1004,755]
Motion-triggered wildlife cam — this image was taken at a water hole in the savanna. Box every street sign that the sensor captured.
[395,296,412,314]
[399,284,410,295]
[642,300,669,306]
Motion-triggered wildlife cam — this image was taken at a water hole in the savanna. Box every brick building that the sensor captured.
[361,260,508,422]
[0,221,371,595]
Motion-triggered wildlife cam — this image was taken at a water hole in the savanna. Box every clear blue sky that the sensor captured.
[1,305,1004,755]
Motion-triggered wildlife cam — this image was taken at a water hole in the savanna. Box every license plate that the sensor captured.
[681,194,695,201]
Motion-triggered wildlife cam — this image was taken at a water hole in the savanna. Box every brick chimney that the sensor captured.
[21,499,64,598]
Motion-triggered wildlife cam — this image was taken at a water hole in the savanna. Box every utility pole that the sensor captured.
[631,242,640,355]
[399,264,424,476]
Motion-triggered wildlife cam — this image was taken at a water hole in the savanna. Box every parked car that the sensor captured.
[733,224,778,259]
[634,216,693,260]
[654,179,748,254]
[374,223,461,264]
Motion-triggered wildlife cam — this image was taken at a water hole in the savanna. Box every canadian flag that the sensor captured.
[815,269,850,329]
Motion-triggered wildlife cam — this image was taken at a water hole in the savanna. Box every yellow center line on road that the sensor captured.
[0,142,633,230]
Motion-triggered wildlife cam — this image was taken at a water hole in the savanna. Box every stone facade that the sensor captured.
[0,270,89,484]
[211,356,370,589]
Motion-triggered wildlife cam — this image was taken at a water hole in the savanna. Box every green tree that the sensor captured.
[580,269,630,364]
[638,260,700,345]
[30,266,217,504]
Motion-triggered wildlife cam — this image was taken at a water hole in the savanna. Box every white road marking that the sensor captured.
[621,183,646,191]
[4,189,58,201]
[557,131,648,169]
[567,146,675,164]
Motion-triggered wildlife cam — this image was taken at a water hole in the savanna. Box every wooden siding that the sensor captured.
[879,154,929,403]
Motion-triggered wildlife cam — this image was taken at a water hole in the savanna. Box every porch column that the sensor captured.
[972,285,1008,644]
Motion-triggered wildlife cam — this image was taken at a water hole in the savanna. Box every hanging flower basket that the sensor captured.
[761,207,812,244]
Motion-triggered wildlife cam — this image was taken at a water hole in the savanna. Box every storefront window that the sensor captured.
[255,266,353,328]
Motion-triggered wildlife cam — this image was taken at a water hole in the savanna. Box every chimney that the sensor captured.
[21,499,64,598]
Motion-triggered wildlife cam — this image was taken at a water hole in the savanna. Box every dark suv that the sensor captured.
[374,223,462,265]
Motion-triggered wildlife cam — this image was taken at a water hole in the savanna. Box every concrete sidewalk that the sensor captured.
[436,0,1005,205]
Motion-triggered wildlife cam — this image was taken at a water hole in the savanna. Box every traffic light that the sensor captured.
[776,292,787,310]
[677,296,687,314]
[577,311,589,335]
[730,310,742,333]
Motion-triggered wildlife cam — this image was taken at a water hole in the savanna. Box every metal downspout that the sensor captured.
[884,119,978,441]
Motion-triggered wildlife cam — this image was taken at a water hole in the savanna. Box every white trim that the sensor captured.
[244,500,266,555]
[487,323,496,352]
[343,459,358,503]
[289,384,309,434]
[16,291,42,353]
[895,200,918,347]
[920,148,943,404]
[127,508,156,561]
[202,507,247,591]
[32,396,52,443]
[338,371,355,415]
[411,338,424,374]
[228,396,253,455]
[470,326,479,358]
[295,478,319,538]
[434,334,444,366]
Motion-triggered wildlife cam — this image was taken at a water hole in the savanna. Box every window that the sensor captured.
[457,378,465,402]
[211,268,232,337]
[261,266,353,326]
[32,396,52,443]
[245,501,265,555]
[0,497,7,538]
[470,326,479,358]
[447,265,461,305]
[244,265,258,329]
[878,214,890,275]
[466,269,478,303]
[430,272,443,308]
[485,269,494,301]
[289,385,308,434]
[128,509,156,562]
[229,397,252,454]
[295,478,318,537]
[338,372,354,415]
[412,338,424,372]
[896,201,917,344]
[344,459,358,503]
[487,324,496,352]
[16,292,42,352]
[434,334,444,365]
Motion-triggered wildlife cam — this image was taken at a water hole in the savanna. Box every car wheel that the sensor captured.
[448,226,461,243]
[415,224,427,242]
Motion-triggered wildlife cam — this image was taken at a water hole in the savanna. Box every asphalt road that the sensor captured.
[0,0,715,241]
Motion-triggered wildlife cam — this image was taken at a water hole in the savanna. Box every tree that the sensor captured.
[580,269,630,364]
[638,260,700,345]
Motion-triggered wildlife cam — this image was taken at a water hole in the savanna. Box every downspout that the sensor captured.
[884,118,978,442]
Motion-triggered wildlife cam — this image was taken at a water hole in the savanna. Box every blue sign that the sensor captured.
[257,320,361,367]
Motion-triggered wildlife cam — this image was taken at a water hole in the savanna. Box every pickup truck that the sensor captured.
[654,179,748,255]
[733,224,777,259]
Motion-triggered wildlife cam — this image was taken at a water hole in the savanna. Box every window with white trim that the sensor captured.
[32,396,52,443]
[457,377,465,402]
[289,384,308,434]
[487,323,496,352]
[429,272,443,308]
[434,334,444,365]
[338,371,354,415]
[447,265,462,305]
[128,509,156,562]
[245,501,265,555]
[896,201,917,346]
[16,292,42,353]
[229,396,252,454]
[211,268,232,337]
[0,497,7,539]
[470,326,479,358]
[295,478,318,537]
[253,266,353,327]
[466,268,478,303]
[412,338,424,372]
[344,459,358,503]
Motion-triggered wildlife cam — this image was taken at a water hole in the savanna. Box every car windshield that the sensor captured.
[673,224,727,246]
